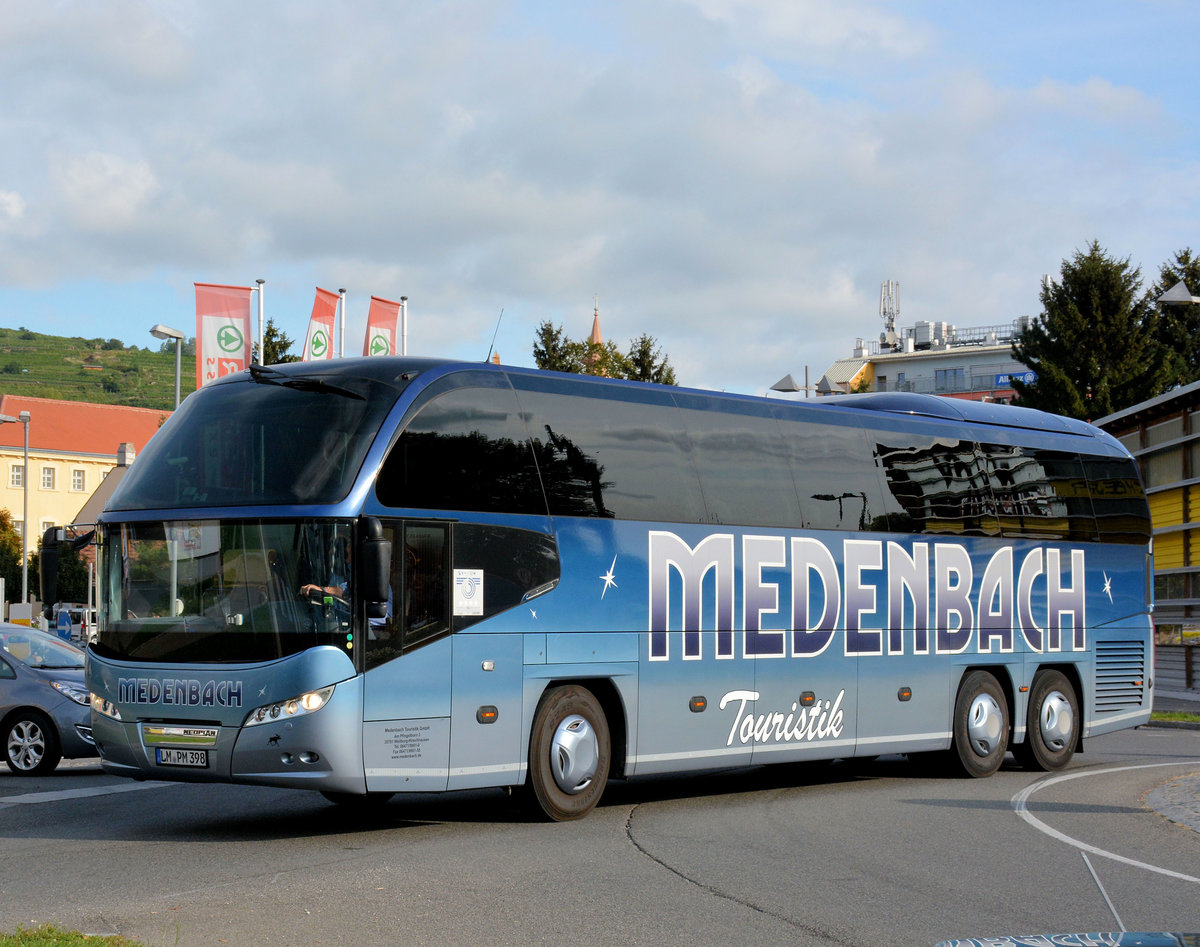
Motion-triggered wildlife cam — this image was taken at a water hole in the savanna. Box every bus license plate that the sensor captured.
[155,747,208,768]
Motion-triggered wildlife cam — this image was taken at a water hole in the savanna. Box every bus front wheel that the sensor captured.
[527,684,611,822]
[1013,670,1078,772]
[948,671,1009,778]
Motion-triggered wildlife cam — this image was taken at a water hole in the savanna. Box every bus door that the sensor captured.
[361,522,453,793]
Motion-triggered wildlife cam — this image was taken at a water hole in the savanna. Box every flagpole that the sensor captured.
[401,296,408,356]
[338,288,347,359]
[256,278,265,364]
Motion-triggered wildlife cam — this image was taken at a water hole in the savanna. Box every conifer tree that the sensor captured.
[1152,247,1200,387]
[1011,241,1168,419]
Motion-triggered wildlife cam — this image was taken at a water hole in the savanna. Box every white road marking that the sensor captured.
[0,781,175,806]
[1011,761,1200,886]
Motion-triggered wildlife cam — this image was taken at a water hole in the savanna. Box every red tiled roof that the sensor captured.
[0,395,168,458]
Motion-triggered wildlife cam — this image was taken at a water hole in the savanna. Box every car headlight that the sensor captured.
[90,692,122,720]
[50,680,91,706]
[243,686,335,727]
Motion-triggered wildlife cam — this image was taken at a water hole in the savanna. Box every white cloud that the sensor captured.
[53,152,160,232]
[0,190,25,222]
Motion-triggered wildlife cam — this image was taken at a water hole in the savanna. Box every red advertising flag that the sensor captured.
[362,295,402,356]
[302,287,340,361]
[194,283,254,388]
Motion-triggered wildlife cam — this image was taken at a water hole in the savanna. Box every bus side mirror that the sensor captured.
[358,516,392,619]
[39,527,97,621]
[39,526,60,620]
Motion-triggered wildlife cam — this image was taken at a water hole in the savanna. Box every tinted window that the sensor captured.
[675,393,801,528]
[109,373,401,510]
[377,385,545,514]
[1080,455,1151,544]
[512,376,705,523]
[365,521,450,667]
[980,444,1098,542]
[453,524,560,630]
[875,435,998,537]
[776,413,890,531]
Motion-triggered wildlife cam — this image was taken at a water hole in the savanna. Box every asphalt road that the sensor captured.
[1,726,1197,946]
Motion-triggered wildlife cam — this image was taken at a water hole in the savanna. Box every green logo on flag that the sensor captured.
[369,333,389,356]
[311,330,329,358]
[216,325,244,354]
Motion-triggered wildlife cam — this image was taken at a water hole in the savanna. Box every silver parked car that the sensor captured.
[0,622,96,775]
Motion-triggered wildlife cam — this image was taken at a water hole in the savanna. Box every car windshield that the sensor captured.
[95,518,357,664]
[0,627,85,669]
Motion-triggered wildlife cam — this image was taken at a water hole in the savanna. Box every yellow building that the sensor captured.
[0,394,167,604]
[1096,381,1200,641]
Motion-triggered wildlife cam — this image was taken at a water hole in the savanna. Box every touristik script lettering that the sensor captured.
[721,689,845,747]
[648,531,1087,661]
[117,678,244,708]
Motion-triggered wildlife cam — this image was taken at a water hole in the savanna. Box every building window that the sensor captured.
[72,469,86,492]
[9,464,22,488]
[41,466,56,490]
[13,521,22,542]
[935,368,965,392]
[40,520,54,537]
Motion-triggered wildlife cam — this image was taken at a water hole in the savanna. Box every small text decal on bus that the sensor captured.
[647,531,1088,661]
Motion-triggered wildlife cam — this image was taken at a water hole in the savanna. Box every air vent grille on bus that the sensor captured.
[1094,639,1146,711]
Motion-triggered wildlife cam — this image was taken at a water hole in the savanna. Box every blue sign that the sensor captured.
[995,371,1036,387]
[55,610,72,642]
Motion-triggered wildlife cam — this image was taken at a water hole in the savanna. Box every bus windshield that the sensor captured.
[106,366,407,511]
[95,519,356,664]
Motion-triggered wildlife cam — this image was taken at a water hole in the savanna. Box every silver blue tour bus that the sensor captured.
[57,357,1152,820]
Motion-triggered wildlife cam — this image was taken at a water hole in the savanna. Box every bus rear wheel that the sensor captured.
[528,684,610,822]
[1013,670,1078,772]
[948,671,1009,778]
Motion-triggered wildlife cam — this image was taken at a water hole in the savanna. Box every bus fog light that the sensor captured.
[245,686,335,727]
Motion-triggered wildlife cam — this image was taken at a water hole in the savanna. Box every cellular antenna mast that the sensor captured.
[880,279,900,351]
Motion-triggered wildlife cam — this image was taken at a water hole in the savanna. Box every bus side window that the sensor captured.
[453,524,560,631]
[366,521,450,667]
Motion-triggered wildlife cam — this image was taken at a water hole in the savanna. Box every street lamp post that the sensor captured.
[150,323,185,409]
[0,410,31,602]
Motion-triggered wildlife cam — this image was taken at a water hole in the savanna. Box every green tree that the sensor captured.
[625,333,677,385]
[533,321,586,373]
[0,509,21,604]
[1011,241,1169,419]
[1151,247,1200,387]
[252,318,300,364]
[533,321,677,385]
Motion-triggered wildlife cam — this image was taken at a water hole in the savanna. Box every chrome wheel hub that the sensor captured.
[1038,690,1074,751]
[550,715,598,794]
[967,693,1003,757]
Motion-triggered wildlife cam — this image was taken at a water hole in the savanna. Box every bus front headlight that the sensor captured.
[90,693,122,720]
[244,686,335,727]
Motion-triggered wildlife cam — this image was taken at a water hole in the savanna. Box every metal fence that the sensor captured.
[1156,644,1198,694]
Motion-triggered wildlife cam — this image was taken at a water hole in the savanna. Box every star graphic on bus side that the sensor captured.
[600,555,618,599]
[1102,572,1113,603]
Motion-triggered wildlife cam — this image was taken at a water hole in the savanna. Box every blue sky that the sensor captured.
[1,0,1197,394]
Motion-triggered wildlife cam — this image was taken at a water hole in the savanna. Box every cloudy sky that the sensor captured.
[1,0,1196,395]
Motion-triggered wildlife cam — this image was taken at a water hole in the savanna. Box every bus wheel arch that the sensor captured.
[948,669,1010,778]
[1013,667,1080,772]
[527,683,613,822]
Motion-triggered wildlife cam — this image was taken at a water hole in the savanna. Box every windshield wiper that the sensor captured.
[247,364,365,400]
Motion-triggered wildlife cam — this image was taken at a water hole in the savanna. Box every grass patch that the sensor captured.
[0,925,142,946]
[1151,710,1200,724]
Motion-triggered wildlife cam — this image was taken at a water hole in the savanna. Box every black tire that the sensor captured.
[947,671,1009,778]
[1013,670,1079,772]
[4,710,62,776]
[527,685,610,822]
[320,790,395,807]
